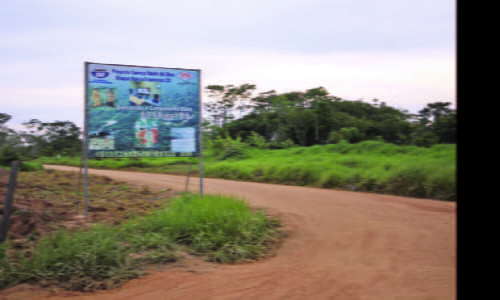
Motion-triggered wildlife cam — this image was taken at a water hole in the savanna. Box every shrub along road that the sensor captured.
[39,165,455,300]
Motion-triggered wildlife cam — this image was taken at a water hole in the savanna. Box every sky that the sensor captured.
[0,0,456,129]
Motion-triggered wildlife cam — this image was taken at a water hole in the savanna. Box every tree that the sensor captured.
[417,102,453,125]
[203,84,455,149]
[230,83,257,118]
[286,106,315,146]
[0,113,12,125]
[0,113,24,165]
[204,84,256,127]
[305,87,333,143]
[431,111,456,144]
[22,119,82,157]
[413,130,439,148]
[252,90,277,112]
[330,127,361,144]
[0,113,12,144]
[416,102,456,144]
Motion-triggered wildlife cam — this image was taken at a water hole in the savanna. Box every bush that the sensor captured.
[246,132,268,149]
[413,131,439,148]
[122,193,281,262]
[268,139,295,149]
[210,137,248,161]
[0,147,20,167]
[281,139,295,149]
[121,160,151,168]
[19,162,43,172]
[329,127,360,144]
[218,142,247,160]
[0,225,140,291]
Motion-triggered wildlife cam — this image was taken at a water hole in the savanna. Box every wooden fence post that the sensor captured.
[0,161,19,244]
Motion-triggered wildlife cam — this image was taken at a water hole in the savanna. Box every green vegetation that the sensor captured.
[18,161,44,172]
[206,141,456,201]
[1,84,456,201]
[0,193,281,291]
[0,225,145,291]
[122,194,280,263]
[37,140,456,201]
[205,85,455,147]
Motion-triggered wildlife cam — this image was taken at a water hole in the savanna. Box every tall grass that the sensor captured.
[123,194,280,262]
[203,142,456,200]
[0,225,141,291]
[35,141,456,200]
[0,193,281,291]
[35,156,195,174]
[19,161,44,172]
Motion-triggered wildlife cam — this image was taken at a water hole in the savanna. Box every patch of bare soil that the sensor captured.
[0,168,9,183]
[0,169,178,249]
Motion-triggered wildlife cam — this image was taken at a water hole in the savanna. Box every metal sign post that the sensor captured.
[83,62,90,221]
[199,133,203,197]
[198,70,203,197]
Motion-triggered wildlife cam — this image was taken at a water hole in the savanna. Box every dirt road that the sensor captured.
[36,166,457,299]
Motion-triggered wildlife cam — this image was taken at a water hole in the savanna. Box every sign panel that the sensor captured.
[84,62,201,158]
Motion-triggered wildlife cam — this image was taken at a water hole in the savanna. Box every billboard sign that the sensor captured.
[84,62,201,158]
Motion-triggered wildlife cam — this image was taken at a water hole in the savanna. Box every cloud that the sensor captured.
[0,0,455,126]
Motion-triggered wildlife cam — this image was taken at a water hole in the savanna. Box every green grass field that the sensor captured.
[36,141,456,201]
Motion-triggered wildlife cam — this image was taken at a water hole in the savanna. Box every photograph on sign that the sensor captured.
[85,63,201,158]
[171,127,196,153]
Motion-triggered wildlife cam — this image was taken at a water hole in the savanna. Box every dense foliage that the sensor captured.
[0,113,82,166]
[204,85,456,148]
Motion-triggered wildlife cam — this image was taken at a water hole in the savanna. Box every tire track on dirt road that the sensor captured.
[39,165,456,300]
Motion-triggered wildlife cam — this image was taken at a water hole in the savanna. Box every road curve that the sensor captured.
[42,165,456,300]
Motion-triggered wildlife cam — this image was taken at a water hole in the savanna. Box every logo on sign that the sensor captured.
[177,72,194,81]
[91,68,110,79]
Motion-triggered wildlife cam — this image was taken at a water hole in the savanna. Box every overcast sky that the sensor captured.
[0,0,455,128]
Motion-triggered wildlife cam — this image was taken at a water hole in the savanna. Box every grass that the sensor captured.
[0,161,43,172]
[36,156,195,175]
[0,193,282,291]
[19,161,44,172]
[0,225,143,291]
[35,141,456,201]
[122,194,281,263]
[204,141,456,200]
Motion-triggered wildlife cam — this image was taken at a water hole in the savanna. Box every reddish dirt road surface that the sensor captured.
[21,166,458,299]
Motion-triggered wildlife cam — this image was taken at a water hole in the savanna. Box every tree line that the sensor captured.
[0,115,82,165]
[0,84,455,165]
[204,84,456,148]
